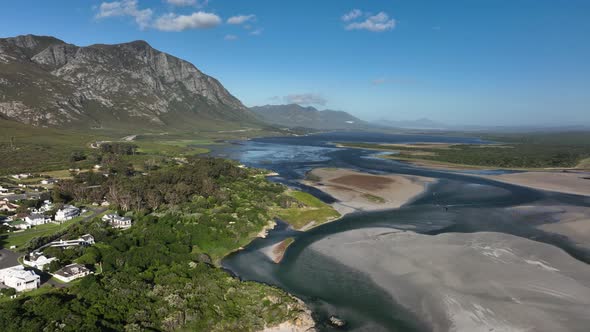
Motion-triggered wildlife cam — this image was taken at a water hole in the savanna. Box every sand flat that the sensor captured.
[310,228,590,332]
[511,205,590,249]
[303,168,435,215]
[481,171,590,196]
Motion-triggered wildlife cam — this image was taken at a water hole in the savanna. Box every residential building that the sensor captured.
[52,263,91,283]
[33,200,54,214]
[102,214,133,229]
[40,178,58,185]
[23,253,57,270]
[0,265,40,292]
[0,199,19,212]
[45,234,95,249]
[55,205,80,222]
[25,213,49,226]
[10,173,31,180]
[7,220,30,230]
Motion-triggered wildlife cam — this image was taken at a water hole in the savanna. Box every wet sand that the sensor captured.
[510,205,590,250]
[303,168,435,215]
[310,228,590,332]
[481,171,590,197]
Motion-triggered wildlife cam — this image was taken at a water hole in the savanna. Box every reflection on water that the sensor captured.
[213,132,590,331]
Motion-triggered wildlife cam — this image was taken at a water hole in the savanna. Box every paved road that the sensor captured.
[0,248,20,269]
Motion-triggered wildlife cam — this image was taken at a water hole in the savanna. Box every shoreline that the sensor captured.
[234,164,589,331]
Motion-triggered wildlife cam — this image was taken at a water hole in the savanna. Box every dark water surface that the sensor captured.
[211,132,590,331]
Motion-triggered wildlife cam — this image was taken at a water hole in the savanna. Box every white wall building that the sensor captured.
[102,214,133,229]
[52,263,91,283]
[0,265,40,292]
[55,205,80,222]
[45,234,95,249]
[23,253,57,270]
[25,213,49,226]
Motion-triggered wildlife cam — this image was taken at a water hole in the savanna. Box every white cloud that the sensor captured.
[227,14,256,25]
[345,12,395,32]
[249,28,263,36]
[372,78,387,85]
[166,0,195,6]
[342,9,362,22]
[96,0,153,29]
[224,34,238,41]
[284,93,327,106]
[165,0,209,7]
[154,11,222,31]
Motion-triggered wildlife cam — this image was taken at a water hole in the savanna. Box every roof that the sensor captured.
[80,234,94,241]
[0,266,39,282]
[59,205,79,211]
[54,263,90,278]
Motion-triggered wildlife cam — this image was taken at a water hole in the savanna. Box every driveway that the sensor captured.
[0,248,20,269]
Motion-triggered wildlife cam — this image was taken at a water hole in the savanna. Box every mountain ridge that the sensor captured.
[0,34,253,130]
[251,104,369,130]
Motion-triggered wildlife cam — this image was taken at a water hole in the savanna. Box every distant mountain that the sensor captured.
[374,118,448,130]
[251,104,368,130]
[0,34,255,130]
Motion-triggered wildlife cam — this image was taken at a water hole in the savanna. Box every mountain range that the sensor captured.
[250,104,368,130]
[0,34,254,130]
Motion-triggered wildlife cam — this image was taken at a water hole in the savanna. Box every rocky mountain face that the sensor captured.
[0,34,252,129]
[251,104,369,130]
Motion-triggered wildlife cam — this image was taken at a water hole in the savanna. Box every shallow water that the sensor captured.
[212,132,590,331]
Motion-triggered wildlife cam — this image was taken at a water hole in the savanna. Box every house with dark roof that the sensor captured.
[52,263,92,283]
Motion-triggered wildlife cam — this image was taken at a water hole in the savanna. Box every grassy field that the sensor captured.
[0,119,107,175]
[1,211,94,250]
[275,191,340,229]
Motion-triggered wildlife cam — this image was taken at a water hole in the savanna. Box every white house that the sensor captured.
[52,263,91,283]
[0,186,11,195]
[0,265,40,292]
[10,173,31,180]
[25,213,49,226]
[55,205,80,222]
[102,214,133,229]
[33,200,54,214]
[23,253,57,270]
[40,178,58,185]
[45,234,95,249]
[0,199,19,212]
[7,220,30,230]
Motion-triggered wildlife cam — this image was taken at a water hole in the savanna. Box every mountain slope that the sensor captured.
[0,34,255,130]
[373,118,447,130]
[251,104,368,130]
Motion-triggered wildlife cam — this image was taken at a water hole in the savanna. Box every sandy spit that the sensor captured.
[481,171,590,196]
[303,168,435,216]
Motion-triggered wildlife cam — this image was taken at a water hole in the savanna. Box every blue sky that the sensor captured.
[1,0,589,126]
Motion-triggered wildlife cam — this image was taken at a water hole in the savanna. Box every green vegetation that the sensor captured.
[276,191,340,229]
[340,132,590,169]
[362,193,386,203]
[0,119,106,175]
[0,157,314,331]
[0,215,304,331]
